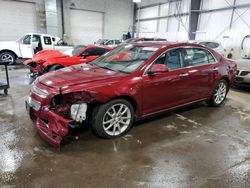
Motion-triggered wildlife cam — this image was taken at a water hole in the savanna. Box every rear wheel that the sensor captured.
[49,64,63,72]
[0,51,16,64]
[207,79,229,107]
[92,99,134,138]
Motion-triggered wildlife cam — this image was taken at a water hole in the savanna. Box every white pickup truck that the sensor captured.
[0,33,72,64]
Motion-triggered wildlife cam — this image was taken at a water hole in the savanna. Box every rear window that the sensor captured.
[199,42,219,49]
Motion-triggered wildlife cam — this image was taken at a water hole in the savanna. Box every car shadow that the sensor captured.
[232,85,250,93]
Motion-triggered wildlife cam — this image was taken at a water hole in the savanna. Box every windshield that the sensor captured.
[63,45,85,56]
[17,35,26,43]
[89,44,159,73]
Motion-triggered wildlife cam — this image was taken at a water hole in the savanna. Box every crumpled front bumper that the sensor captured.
[23,59,45,77]
[26,101,73,148]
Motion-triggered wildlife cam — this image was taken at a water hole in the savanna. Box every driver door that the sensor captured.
[19,34,33,58]
[141,48,191,115]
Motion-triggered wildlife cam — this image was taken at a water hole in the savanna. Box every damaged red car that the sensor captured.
[23,45,112,77]
[26,42,236,147]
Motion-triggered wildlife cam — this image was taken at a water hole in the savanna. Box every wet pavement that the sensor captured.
[0,68,249,187]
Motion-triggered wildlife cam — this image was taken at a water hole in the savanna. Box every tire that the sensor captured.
[92,99,135,138]
[49,64,63,72]
[207,79,229,107]
[0,51,16,64]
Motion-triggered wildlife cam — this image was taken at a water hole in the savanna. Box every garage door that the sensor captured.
[0,1,37,41]
[70,8,104,45]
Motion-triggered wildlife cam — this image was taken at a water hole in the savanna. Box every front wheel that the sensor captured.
[207,79,229,107]
[92,99,135,138]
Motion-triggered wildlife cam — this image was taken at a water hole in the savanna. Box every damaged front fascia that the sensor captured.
[51,90,97,119]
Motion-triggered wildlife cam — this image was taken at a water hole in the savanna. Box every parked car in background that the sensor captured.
[25,42,236,147]
[95,39,108,45]
[103,39,122,48]
[23,45,111,77]
[0,33,72,64]
[190,40,225,56]
[124,37,167,44]
[235,58,250,86]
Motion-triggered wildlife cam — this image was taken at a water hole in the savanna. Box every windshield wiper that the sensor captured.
[116,69,129,74]
[100,65,116,72]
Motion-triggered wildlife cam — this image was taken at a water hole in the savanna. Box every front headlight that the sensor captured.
[70,103,87,122]
[31,84,48,98]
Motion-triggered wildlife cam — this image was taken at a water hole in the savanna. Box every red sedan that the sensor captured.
[23,45,112,77]
[26,42,236,147]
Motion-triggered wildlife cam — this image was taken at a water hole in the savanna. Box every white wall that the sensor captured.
[197,0,250,59]
[62,0,133,44]
[0,0,46,40]
[136,0,190,41]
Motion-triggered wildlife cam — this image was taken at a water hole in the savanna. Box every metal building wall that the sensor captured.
[135,0,190,41]
[196,0,250,58]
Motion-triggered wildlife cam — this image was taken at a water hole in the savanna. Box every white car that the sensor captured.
[190,40,225,56]
[235,58,250,86]
[0,33,72,64]
[103,39,122,48]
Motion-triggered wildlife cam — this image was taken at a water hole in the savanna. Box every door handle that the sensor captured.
[179,73,189,78]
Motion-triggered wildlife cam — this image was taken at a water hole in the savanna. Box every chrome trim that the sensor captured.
[27,97,41,111]
[143,46,218,76]
[31,84,48,98]
[141,98,207,118]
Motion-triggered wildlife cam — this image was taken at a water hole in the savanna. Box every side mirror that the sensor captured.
[148,64,168,75]
[81,52,90,59]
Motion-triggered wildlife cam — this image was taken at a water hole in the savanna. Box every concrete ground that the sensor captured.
[0,68,249,188]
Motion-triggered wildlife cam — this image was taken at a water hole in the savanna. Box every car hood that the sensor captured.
[32,50,69,62]
[236,59,250,70]
[0,41,19,48]
[38,64,126,89]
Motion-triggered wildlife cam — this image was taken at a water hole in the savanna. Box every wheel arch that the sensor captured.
[107,95,139,114]
[221,76,229,83]
[0,49,18,58]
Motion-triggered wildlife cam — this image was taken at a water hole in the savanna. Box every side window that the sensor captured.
[153,48,186,71]
[82,48,107,57]
[115,40,121,45]
[32,35,41,42]
[106,40,113,45]
[185,48,209,66]
[92,48,108,56]
[44,36,52,45]
[23,35,31,45]
[207,51,216,63]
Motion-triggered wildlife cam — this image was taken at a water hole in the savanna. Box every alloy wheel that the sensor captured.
[214,82,227,104]
[1,53,14,63]
[102,104,131,136]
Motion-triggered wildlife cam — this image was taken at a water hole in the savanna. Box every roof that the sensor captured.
[131,41,206,49]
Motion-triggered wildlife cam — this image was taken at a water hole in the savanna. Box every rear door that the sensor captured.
[42,36,54,50]
[142,48,192,114]
[184,47,219,100]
